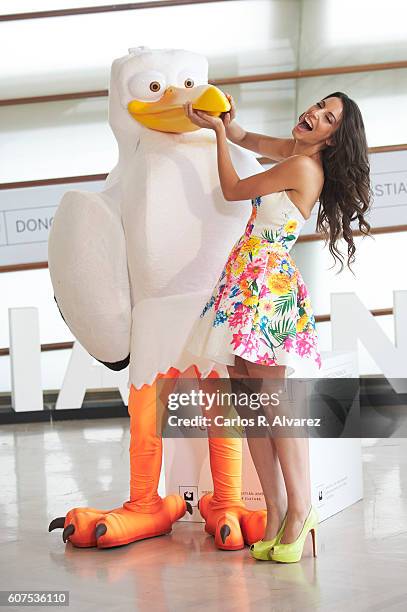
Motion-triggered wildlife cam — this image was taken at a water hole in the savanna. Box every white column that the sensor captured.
[56,341,129,409]
[9,307,43,412]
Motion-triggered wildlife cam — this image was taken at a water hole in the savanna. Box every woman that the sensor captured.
[184,92,371,562]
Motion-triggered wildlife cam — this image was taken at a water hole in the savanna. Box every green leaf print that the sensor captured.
[284,235,296,241]
[261,229,275,243]
[259,325,276,353]
[268,317,297,345]
[273,291,296,316]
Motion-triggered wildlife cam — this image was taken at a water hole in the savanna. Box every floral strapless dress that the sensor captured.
[186,190,322,376]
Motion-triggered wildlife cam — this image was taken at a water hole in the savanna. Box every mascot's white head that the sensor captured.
[108,46,230,143]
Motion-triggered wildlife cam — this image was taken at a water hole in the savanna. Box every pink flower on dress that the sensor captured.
[214,285,226,310]
[259,284,271,299]
[240,335,260,357]
[298,280,307,302]
[228,304,251,328]
[283,336,294,351]
[231,331,249,351]
[255,353,277,366]
[295,331,316,358]
[240,258,264,282]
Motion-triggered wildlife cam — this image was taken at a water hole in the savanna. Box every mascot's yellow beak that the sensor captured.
[127,84,231,133]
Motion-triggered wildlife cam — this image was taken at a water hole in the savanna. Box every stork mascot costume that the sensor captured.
[48,47,268,550]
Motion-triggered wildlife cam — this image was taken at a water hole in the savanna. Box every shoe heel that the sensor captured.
[311,527,317,557]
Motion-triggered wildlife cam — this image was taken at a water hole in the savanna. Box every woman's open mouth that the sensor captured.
[295,116,313,132]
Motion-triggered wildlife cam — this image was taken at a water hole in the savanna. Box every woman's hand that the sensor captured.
[221,93,236,131]
[183,102,224,132]
[220,94,246,144]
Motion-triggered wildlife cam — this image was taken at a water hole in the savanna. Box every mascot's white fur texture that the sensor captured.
[48,47,263,390]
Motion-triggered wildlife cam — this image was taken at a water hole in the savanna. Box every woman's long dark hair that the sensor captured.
[316,92,373,275]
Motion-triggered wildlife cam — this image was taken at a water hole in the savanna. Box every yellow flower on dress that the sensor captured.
[266,251,281,271]
[239,278,250,291]
[296,313,308,332]
[231,256,246,275]
[271,243,286,256]
[267,273,291,295]
[243,295,259,308]
[284,219,298,234]
[241,236,262,255]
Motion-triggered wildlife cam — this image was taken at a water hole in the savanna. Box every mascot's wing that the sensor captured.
[48,183,132,370]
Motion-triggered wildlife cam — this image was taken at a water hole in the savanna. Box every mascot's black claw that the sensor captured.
[48,517,66,532]
[185,501,193,515]
[95,524,107,540]
[220,524,231,544]
[62,524,75,543]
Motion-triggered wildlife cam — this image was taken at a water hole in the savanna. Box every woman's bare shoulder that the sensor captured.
[284,154,323,175]
[283,155,324,218]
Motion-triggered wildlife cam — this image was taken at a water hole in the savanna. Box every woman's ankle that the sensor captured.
[286,502,312,520]
[266,500,287,522]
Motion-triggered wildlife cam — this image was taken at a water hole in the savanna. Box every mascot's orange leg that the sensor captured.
[199,437,267,550]
[196,368,267,550]
[49,367,188,548]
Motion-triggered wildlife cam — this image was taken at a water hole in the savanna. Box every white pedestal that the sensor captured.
[309,350,363,521]
[164,350,363,523]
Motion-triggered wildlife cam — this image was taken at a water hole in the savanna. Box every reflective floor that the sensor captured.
[1,419,406,612]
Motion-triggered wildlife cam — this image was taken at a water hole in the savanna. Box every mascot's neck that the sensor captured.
[116,127,216,160]
[142,127,216,145]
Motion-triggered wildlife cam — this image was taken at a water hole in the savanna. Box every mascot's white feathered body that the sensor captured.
[48,48,267,550]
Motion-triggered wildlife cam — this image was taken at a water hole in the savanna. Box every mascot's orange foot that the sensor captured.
[49,495,190,549]
[198,493,267,551]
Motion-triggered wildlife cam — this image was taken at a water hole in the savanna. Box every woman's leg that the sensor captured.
[243,358,312,545]
[227,356,287,540]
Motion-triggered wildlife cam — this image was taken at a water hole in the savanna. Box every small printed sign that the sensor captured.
[4,206,55,245]
[0,180,104,267]
[179,485,199,507]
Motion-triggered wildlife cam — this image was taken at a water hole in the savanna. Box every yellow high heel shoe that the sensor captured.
[250,515,287,561]
[270,506,318,563]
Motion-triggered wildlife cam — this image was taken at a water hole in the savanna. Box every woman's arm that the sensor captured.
[227,129,295,162]
[214,123,315,201]
[183,102,318,203]
[223,94,295,161]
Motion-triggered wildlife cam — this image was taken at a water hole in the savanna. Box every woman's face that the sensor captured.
[293,96,343,146]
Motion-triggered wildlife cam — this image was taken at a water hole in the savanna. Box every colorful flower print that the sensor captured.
[192,195,321,372]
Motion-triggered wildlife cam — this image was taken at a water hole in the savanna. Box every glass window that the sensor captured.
[0,0,299,98]
[300,0,407,67]
[0,98,114,182]
[293,231,407,315]
[0,80,297,182]
[296,70,407,147]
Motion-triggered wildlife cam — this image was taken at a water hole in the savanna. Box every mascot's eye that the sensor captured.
[150,81,161,92]
[184,79,194,88]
